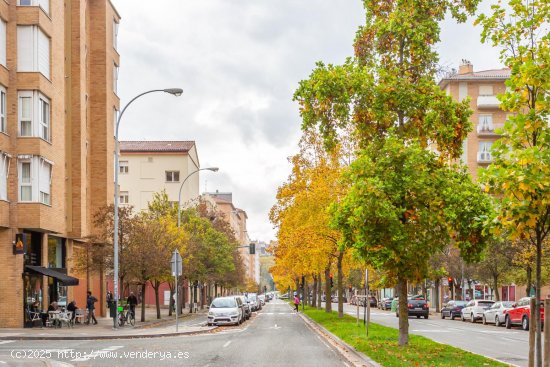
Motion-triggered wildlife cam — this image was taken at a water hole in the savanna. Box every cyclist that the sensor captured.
[127,292,138,319]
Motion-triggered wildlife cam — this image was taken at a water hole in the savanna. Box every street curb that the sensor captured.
[0,326,217,341]
[297,311,382,367]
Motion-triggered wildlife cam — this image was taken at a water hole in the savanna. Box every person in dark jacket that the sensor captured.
[86,291,98,325]
[127,292,138,317]
[67,300,77,323]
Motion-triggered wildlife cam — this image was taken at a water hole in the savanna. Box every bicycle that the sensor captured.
[117,306,135,327]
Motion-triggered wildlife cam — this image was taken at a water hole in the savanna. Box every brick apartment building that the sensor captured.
[0,0,120,327]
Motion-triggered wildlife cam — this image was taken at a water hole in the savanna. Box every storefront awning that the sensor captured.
[25,266,79,286]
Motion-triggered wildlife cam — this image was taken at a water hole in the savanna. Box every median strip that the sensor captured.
[301,306,511,367]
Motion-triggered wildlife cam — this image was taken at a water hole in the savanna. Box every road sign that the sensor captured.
[171,250,182,277]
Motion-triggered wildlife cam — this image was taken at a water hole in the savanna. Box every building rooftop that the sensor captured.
[120,141,195,153]
[445,68,511,81]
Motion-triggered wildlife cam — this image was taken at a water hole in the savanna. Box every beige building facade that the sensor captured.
[202,191,256,282]
[0,0,120,327]
[118,141,200,212]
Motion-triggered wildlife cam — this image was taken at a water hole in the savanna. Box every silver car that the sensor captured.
[482,301,514,326]
[207,297,244,326]
[234,295,251,320]
[461,300,495,323]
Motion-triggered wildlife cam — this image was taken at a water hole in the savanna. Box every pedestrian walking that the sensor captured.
[86,291,98,325]
[294,294,300,312]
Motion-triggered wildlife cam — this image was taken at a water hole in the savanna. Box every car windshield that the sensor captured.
[211,298,236,308]
[478,301,494,306]
[455,301,467,306]
[502,301,514,308]
[248,295,257,301]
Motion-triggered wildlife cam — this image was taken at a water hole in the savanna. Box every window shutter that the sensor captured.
[38,29,50,78]
[17,26,34,72]
[0,20,6,67]
[0,154,6,200]
[479,85,493,96]
[39,159,50,195]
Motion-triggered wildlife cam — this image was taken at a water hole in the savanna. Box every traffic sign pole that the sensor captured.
[171,249,182,332]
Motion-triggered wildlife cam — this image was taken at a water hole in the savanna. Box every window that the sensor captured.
[478,141,493,162]
[0,87,6,133]
[17,0,49,15]
[113,108,119,137]
[479,85,494,96]
[113,20,119,51]
[0,20,6,67]
[119,191,129,204]
[18,91,51,141]
[18,155,52,204]
[477,114,493,133]
[119,160,128,174]
[0,152,10,201]
[113,63,119,94]
[165,171,180,182]
[17,26,50,78]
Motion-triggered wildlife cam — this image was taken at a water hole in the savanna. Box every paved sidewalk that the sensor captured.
[0,307,214,340]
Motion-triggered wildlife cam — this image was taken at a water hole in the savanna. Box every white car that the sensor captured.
[461,300,495,323]
[207,297,244,326]
[482,301,515,326]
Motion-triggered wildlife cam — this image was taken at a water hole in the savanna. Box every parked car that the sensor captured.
[234,295,251,320]
[258,294,266,306]
[330,295,348,303]
[396,296,429,319]
[482,301,514,326]
[247,293,261,311]
[378,297,393,310]
[461,300,495,323]
[207,297,244,326]
[505,297,545,331]
[441,300,468,320]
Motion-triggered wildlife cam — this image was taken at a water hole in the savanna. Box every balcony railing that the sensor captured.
[477,95,501,109]
[477,122,503,135]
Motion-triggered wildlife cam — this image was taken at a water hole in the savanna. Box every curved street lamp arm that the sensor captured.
[116,89,165,137]
[177,168,212,227]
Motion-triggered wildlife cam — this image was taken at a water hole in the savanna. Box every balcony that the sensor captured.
[477,122,503,136]
[477,151,493,164]
[477,95,501,109]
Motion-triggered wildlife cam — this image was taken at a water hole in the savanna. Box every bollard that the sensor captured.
[529,297,536,367]
[544,299,550,367]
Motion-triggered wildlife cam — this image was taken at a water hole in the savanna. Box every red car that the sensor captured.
[504,297,545,330]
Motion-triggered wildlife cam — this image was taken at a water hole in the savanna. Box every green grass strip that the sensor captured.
[302,306,510,367]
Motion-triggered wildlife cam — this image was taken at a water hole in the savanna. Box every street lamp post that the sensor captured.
[176,167,219,227]
[113,88,183,329]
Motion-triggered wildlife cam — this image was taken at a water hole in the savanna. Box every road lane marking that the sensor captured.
[0,341,14,345]
[223,341,231,348]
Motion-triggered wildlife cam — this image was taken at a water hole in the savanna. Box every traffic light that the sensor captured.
[330,274,334,288]
[249,243,255,255]
[448,277,453,287]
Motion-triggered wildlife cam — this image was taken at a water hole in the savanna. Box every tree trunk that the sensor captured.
[434,278,441,313]
[526,266,533,297]
[492,275,500,302]
[398,276,409,346]
[317,273,322,310]
[168,281,174,317]
[312,275,317,308]
[337,252,344,318]
[189,281,194,313]
[535,231,542,367]
[324,267,332,313]
[140,283,146,322]
[151,281,161,319]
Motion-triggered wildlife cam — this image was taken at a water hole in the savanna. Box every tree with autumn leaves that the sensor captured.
[477,1,549,364]
[287,0,495,346]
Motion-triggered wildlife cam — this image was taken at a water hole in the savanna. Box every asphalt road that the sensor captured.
[336,302,531,367]
[0,300,349,367]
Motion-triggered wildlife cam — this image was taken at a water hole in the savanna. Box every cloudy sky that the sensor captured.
[113,0,502,243]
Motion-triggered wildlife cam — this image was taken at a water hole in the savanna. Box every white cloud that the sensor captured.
[113,0,503,242]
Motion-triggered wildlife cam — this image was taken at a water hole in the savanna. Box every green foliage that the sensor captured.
[332,135,491,282]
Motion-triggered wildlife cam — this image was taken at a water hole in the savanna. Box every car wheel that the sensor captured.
[505,315,512,329]
[424,314,429,319]
[522,316,529,331]
[495,316,501,327]
[461,314,465,322]
[482,315,487,325]
[396,312,399,318]
[471,314,476,323]
[441,312,445,319]
[416,315,421,319]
